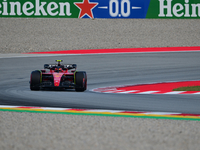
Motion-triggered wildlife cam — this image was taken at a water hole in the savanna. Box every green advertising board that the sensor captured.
[147,0,200,18]
[0,0,199,18]
[0,0,81,18]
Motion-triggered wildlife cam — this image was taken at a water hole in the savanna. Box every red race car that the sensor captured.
[30,60,87,92]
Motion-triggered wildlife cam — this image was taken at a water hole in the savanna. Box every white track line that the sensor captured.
[137,91,159,94]
[1,50,200,59]
[117,90,139,93]
[164,91,184,94]
[193,92,200,94]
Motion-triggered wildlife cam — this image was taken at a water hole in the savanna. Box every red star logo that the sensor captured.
[74,0,98,18]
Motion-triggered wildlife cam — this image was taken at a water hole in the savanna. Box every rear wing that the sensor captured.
[64,64,77,69]
[44,64,77,70]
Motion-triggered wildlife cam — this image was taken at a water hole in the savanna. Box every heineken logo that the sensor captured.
[0,0,99,18]
[158,0,200,17]
[0,0,199,18]
[74,0,98,18]
[0,0,72,16]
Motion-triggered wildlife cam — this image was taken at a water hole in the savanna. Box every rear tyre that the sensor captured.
[75,71,87,92]
[30,71,41,91]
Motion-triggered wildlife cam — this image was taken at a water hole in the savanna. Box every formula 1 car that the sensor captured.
[30,60,87,92]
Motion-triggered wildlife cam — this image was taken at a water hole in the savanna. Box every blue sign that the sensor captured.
[82,0,151,18]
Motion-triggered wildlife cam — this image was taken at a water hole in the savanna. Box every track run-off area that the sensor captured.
[1,46,200,121]
[92,80,200,95]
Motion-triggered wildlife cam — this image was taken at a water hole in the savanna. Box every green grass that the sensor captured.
[173,86,200,91]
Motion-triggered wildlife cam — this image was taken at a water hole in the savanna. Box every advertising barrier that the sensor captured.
[0,0,199,18]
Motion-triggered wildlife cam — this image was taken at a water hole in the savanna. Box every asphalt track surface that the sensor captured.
[1,52,200,114]
[1,18,200,150]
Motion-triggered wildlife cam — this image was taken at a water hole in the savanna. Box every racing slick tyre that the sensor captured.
[30,71,41,91]
[75,71,87,92]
